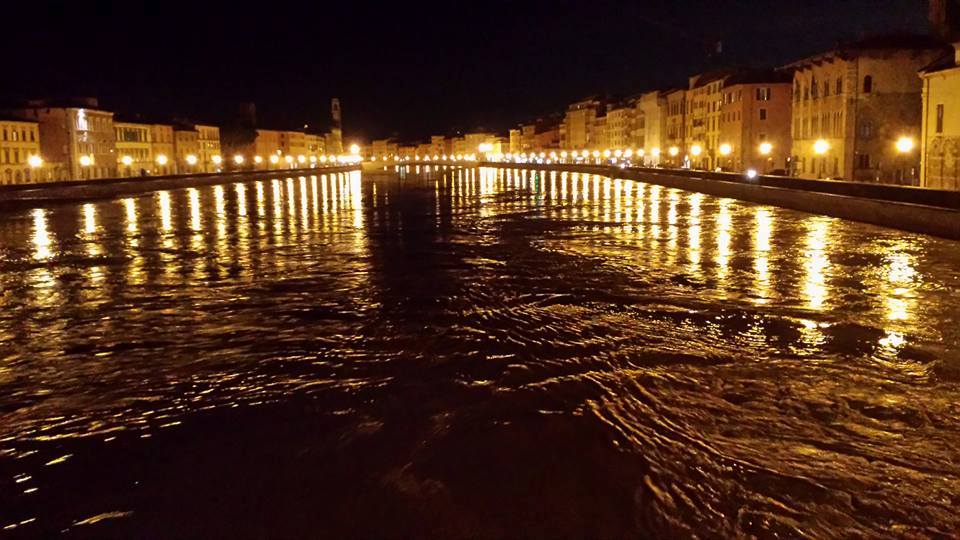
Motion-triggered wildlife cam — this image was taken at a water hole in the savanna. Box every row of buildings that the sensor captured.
[383,5,959,190]
[491,35,958,189]
[0,98,345,185]
[361,132,501,163]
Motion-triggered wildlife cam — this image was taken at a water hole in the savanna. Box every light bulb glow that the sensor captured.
[759,142,773,155]
[813,139,830,155]
[896,137,915,153]
[155,154,168,166]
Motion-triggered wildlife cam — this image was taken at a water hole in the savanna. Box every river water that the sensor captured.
[1,166,959,538]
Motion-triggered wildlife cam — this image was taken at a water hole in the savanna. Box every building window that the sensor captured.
[936,104,944,133]
[823,81,830,97]
[859,121,873,139]
[759,108,767,120]
[836,78,843,95]
[857,154,871,169]
[811,78,819,99]
[863,75,873,93]
[757,87,771,101]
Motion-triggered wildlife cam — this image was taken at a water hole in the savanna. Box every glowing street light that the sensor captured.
[212,155,223,165]
[690,144,703,157]
[155,154,168,166]
[269,154,280,165]
[813,139,830,155]
[185,154,198,166]
[254,155,264,164]
[349,144,360,156]
[668,147,679,157]
[759,142,773,156]
[284,155,294,165]
[121,155,133,166]
[297,155,306,164]
[79,155,94,167]
[651,148,661,158]
[28,155,43,168]
[478,143,493,153]
[614,149,623,158]
[234,154,245,165]
[719,143,732,157]
[896,136,915,153]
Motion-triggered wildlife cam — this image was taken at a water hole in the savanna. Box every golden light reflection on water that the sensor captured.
[715,198,732,289]
[884,241,917,322]
[803,217,832,311]
[83,203,97,235]
[188,188,202,232]
[32,208,52,261]
[158,192,172,233]
[686,193,702,277]
[754,207,773,305]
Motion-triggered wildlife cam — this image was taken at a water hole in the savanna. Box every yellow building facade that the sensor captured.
[790,37,947,183]
[151,124,175,175]
[0,119,43,184]
[196,124,221,173]
[12,101,116,181]
[564,99,601,150]
[174,129,200,173]
[920,43,960,190]
[114,121,153,177]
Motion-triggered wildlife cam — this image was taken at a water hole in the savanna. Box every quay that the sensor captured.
[0,165,362,210]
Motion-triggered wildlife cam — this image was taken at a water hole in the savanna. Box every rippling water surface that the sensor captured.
[1,166,959,538]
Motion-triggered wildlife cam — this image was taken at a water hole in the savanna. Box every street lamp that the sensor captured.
[121,155,133,166]
[349,144,360,156]
[719,144,732,157]
[758,142,773,156]
[668,147,679,157]
[254,155,263,165]
[28,155,43,168]
[234,154,244,165]
[156,154,168,166]
[690,144,703,157]
[896,137,915,153]
[212,155,223,168]
[186,154,198,167]
[813,139,830,155]
[269,154,280,165]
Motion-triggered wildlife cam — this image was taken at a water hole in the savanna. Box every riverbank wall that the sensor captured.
[0,166,361,210]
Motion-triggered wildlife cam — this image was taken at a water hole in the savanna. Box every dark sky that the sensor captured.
[6,1,929,142]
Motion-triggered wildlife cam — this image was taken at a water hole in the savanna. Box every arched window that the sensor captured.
[14,170,22,183]
[863,75,873,93]
[4,169,11,182]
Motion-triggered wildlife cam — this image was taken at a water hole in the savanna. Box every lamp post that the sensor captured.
[758,142,773,174]
[79,154,93,180]
[895,136,916,185]
[813,139,830,179]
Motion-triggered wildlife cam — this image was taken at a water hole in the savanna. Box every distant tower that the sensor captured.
[331,98,342,130]
[930,0,960,41]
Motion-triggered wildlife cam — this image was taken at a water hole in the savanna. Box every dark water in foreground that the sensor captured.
[1,166,959,538]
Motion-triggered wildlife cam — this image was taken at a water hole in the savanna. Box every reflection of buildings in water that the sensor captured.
[803,217,832,311]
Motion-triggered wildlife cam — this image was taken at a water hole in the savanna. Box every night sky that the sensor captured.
[7,1,929,142]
